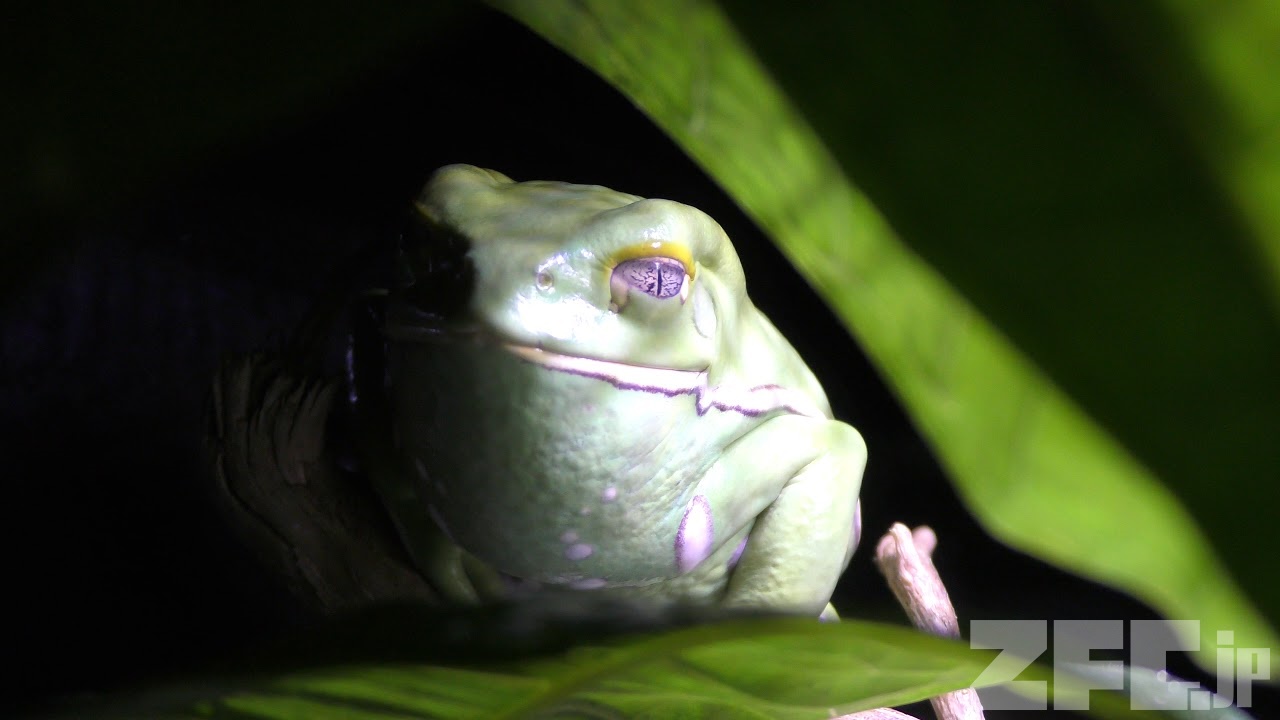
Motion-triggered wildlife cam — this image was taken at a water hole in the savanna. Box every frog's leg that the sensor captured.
[347,294,506,604]
[356,420,485,603]
[690,414,866,616]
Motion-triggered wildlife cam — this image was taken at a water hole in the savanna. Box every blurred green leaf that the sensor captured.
[1099,0,1280,305]
[44,617,1009,719]
[490,0,1279,665]
[33,601,1231,719]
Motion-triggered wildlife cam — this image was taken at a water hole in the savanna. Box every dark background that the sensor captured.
[4,3,1272,717]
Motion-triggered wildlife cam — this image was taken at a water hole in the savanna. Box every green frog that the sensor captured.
[353,165,866,619]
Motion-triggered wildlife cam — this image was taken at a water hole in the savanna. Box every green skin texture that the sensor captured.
[373,165,866,618]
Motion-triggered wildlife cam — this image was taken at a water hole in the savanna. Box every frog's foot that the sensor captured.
[698,415,866,616]
[206,352,436,613]
[375,494,511,605]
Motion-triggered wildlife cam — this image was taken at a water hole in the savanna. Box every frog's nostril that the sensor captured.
[396,209,476,320]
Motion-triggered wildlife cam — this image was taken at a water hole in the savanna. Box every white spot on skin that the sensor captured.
[571,578,607,590]
[580,506,592,516]
[560,530,579,544]
[675,495,714,574]
[601,486,618,503]
[565,543,594,561]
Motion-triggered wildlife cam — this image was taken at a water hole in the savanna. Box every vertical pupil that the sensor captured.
[615,256,686,299]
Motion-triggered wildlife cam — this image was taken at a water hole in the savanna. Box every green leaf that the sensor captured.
[1098,0,1280,305]
[43,617,1010,719]
[488,0,1279,665]
[37,602,1232,719]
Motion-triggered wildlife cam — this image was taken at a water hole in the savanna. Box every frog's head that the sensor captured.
[386,164,749,372]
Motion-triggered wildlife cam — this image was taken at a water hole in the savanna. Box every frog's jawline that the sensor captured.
[505,344,826,419]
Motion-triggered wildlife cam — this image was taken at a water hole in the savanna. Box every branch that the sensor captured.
[872,523,986,720]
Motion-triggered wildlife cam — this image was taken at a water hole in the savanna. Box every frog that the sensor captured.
[352,164,866,619]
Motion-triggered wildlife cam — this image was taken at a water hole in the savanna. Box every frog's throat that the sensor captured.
[505,344,827,420]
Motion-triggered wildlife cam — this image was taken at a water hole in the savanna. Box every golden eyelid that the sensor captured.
[609,242,695,279]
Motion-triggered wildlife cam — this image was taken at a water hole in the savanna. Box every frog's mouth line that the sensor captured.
[382,303,826,419]
[505,344,827,420]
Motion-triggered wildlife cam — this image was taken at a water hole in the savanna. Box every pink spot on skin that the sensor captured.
[675,495,714,574]
[565,544,594,561]
[728,536,748,570]
[601,486,618,503]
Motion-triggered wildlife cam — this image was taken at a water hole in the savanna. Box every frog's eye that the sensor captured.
[611,257,687,300]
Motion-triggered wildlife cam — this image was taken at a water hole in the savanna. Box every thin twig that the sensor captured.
[874,524,986,720]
